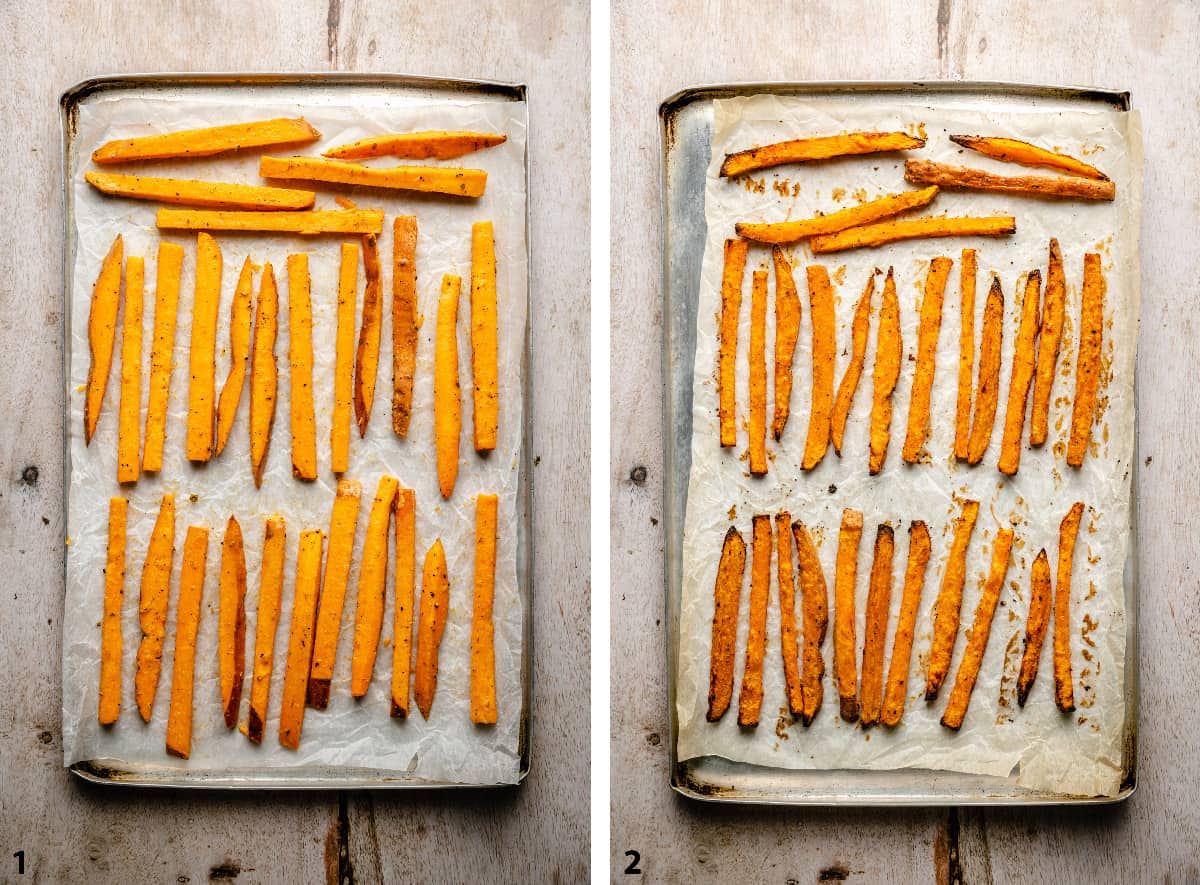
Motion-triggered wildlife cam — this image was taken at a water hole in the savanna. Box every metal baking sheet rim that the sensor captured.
[659,80,1139,806]
[58,72,534,790]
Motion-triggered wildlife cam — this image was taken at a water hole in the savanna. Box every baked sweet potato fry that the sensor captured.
[157,209,384,236]
[776,512,803,717]
[707,526,746,722]
[392,216,419,438]
[85,172,316,210]
[218,515,247,729]
[354,235,382,438]
[881,521,932,726]
[859,524,895,728]
[93,117,320,164]
[967,278,1005,465]
[1054,502,1085,712]
[833,509,863,722]
[1067,254,1105,467]
[471,221,499,451]
[941,526,1015,730]
[98,497,127,725]
[748,271,769,476]
[280,529,323,750]
[135,494,174,722]
[435,274,463,498]
[390,488,418,717]
[924,499,981,700]
[307,479,363,709]
[953,250,977,461]
[287,253,317,480]
[247,516,286,744]
[905,159,1115,201]
[1030,240,1066,447]
[802,265,836,470]
[324,130,506,161]
[736,186,939,244]
[250,262,279,488]
[1016,549,1052,708]
[998,270,1043,475]
[793,520,829,726]
[414,539,450,720]
[949,134,1109,181]
[260,156,487,198]
[117,255,144,483]
[721,131,925,177]
[214,257,254,457]
[350,476,399,698]
[830,273,874,456]
[868,268,901,475]
[902,257,952,462]
[332,242,359,474]
[186,233,222,461]
[771,247,801,441]
[718,239,748,447]
[811,216,1016,254]
[470,494,500,724]
[142,242,183,472]
[166,525,209,758]
[83,234,123,446]
[737,515,772,726]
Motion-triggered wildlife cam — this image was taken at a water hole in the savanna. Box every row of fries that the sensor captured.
[707,498,1085,731]
[97,477,500,758]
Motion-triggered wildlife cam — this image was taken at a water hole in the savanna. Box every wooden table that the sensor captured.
[0,2,589,882]
[611,0,1200,880]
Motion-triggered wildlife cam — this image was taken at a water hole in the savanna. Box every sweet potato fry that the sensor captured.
[214,257,254,457]
[85,171,316,210]
[949,134,1109,181]
[471,221,499,451]
[802,265,836,470]
[354,235,382,437]
[117,256,144,483]
[392,216,419,438]
[166,525,209,758]
[324,130,507,161]
[776,512,803,717]
[93,117,320,164]
[830,273,874,456]
[157,208,384,236]
[706,526,746,722]
[967,278,1005,465]
[736,186,939,244]
[435,274,463,498]
[1017,549,1052,708]
[135,494,174,722]
[1031,240,1066,447]
[307,479,363,709]
[287,253,317,480]
[833,508,863,722]
[414,539,450,720]
[905,159,1115,201]
[881,521,932,726]
[470,494,500,724]
[1068,254,1105,467]
[186,233,222,461]
[218,515,247,728]
[721,130,925,177]
[98,497,127,725]
[84,234,123,446]
[279,529,323,750]
[902,257,952,462]
[998,270,1043,475]
[941,526,1015,730]
[247,516,286,744]
[260,156,487,198]
[142,242,183,472]
[249,263,279,488]
[331,242,359,474]
[793,520,829,726]
[350,475,399,698]
[811,216,1016,254]
[924,499,981,700]
[748,270,769,476]
[859,524,895,728]
[737,515,772,726]
[868,268,901,475]
[390,488,418,718]
[771,246,801,441]
[953,250,977,461]
[1054,502,1085,712]
[718,239,748,447]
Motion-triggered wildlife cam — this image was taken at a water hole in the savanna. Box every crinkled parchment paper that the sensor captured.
[63,85,527,784]
[678,94,1141,797]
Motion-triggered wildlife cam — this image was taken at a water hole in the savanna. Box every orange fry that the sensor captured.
[737,515,772,726]
[354,234,383,437]
[166,525,209,758]
[905,159,1115,201]
[287,253,317,480]
[84,234,123,446]
[833,508,863,722]
[391,216,419,437]
[1017,549,1052,707]
[350,475,399,698]
[793,520,829,726]
[332,242,359,473]
[1054,502,1085,712]
[134,494,175,722]
[324,130,506,161]
[721,130,925,177]
[953,250,977,461]
[116,255,144,483]
[214,257,255,457]
[218,515,248,729]
[830,272,874,456]
[249,263,279,488]
[881,521,932,726]
[85,171,316,210]
[279,529,323,750]
[748,270,768,476]
[776,512,803,717]
[802,265,835,470]
[718,239,748,448]
[247,516,286,744]
[967,278,1005,465]
[707,526,746,722]
[924,499,981,700]
[98,497,127,725]
[902,256,952,463]
[771,247,801,441]
[1067,254,1105,467]
[998,270,1043,475]
[859,523,895,728]
[811,216,1016,254]
[390,489,418,718]
[1030,240,1066,447]
[93,117,320,164]
[307,479,363,709]
[185,233,221,461]
[142,242,184,472]
[868,268,901,475]
[949,134,1109,181]
[736,186,939,244]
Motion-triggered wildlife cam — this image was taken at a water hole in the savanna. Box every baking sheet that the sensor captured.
[61,77,529,786]
[674,92,1141,799]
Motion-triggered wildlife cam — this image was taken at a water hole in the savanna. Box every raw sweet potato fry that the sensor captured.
[1068,254,1105,467]
[905,159,1115,201]
[924,499,981,700]
[324,130,507,161]
[247,516,286,744]
[332,242,359,474]
[953,250,977,461]
[392,216,419,438]
[736,186,939,244]
[802,265,836,470]
[117,256,144,483]
[218,515,248,729]
[967,278,1005,465]
[881,521,932,726]
[470,494,500,724]
[948,134,1109,181]
[350,475,399,698]
[830,272,874,456]
[166,525,209,758]
[793,520,829,726]
[354,234,382,437]
[998,270,1043,476]
[776,512,803,718]
[435,274,463,498]
[307,479,363,709]
[260,156,487,198]
[279,529,323,750]
[737,515,772,726]
[868,268,901,475]
[85,172,316,211]
[771,246,801,441]
[748,271,769,476]
[1031,240,1066,447]
[214,257,255,457]
[157,209,384,236]
[902,257,952,462]
[833,508,863,722]
[135,494,175,722]
[811,216,1016,254]
[250,263,279,488]
[941,526,1015,730]
[142,242,184,472]
[471,221,499,451]
[390,488,418,718]
[93,117,320,164]
[98,497,127,725]
[721,130,925,177]
[84,234,123,446]
[718,239,748,448]
[1016,549,1052,708]
[186,233,222,461]
[706,526,747,722]
[859,524,895,728]
[287,253,317,480]
[414,539,451,720]
[1054,502,1085,712]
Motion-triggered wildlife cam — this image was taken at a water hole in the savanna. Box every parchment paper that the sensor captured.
[678,95,1142,797]
[63,85,528,785]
